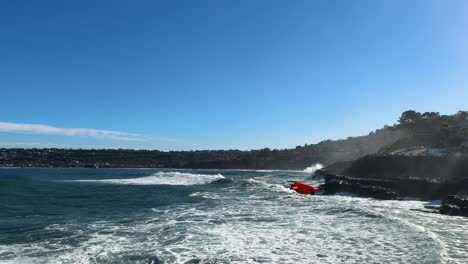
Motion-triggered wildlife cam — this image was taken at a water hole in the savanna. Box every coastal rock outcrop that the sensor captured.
[321,173,399,200]
[320,171,468,200]
[440,195,468,217]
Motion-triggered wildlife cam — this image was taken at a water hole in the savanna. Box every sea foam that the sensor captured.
[74,171,225,186]
[303,163,324,174]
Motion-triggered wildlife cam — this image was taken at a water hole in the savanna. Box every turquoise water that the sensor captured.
[0,168,467,264]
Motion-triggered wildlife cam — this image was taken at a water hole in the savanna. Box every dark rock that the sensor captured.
[321,169,468,200]
[321,171,468,217]
[440,195,468,216]
[357,185,399,200]
[341,155,468,181]
[322,174,398,200]
[442,194,468,208]
[439,204,461,215]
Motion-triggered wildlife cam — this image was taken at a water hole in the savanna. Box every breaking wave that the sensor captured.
[303,163,324,174]
[73,171,225,186]
[3,168,468,264]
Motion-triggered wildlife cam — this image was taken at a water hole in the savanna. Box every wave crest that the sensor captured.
[74,171,225,186]
[303,163,324,174]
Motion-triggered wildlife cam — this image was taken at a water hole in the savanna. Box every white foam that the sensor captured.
[2,192,467,264]
[72,171,225,186]
[3,170,468,264]
[303,163,324,173]
[189,192,221,199]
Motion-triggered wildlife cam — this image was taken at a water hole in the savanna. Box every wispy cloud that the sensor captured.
[0,121,146,141]
[0,141,78,148]
[148,136,177,142]
[0,141,43,147]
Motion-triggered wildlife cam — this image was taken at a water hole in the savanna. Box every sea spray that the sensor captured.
[303,163,324,174]
[2,168,467,264]
[71,171,225,185]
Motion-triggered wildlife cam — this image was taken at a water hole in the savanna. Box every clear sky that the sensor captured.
[1,0,467,150]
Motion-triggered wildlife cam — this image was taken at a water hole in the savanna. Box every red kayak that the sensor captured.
[290,181,321,195]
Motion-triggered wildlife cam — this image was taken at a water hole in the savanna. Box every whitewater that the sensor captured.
[0,168,467,264]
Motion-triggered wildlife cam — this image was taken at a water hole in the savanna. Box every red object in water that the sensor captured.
[291,181,320,195]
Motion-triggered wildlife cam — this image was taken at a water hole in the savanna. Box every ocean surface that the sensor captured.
[0,168,467,264]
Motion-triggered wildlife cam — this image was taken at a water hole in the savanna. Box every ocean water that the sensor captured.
[0,168,467,264]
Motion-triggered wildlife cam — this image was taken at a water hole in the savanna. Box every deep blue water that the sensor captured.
[0,168,467,264]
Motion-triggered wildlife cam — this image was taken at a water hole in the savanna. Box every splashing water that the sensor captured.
[1,168,467,264]
[70,171,225,185]
[303,163,324,174]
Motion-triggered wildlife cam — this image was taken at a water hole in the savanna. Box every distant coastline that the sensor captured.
[2,110,468,216]
[1,110,467,171]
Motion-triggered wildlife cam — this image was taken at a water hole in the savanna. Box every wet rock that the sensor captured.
[341,155,468,181]
[322,174,398,200]
[321,170,468,201]
[322,172,468,217]
[440,195,468,216]
[439,204,461,215]
[357,185,399,200]
[442,194,468,208]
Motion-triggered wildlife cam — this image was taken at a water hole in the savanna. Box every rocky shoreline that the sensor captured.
[440,195,468,217]
[320,171,468,217]
[319,155,468,217]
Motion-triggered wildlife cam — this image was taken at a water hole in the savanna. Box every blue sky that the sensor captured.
[1,0,467,150]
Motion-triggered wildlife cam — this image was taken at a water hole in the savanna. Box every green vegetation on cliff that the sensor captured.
[1,110,466,169]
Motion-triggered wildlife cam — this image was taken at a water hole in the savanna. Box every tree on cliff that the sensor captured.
[398,110,422,125]
[456,111,468,121]
[422,112,440,120]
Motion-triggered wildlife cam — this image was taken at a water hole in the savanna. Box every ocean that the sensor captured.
[0,168,467,264]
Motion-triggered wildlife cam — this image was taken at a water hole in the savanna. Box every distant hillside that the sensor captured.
[318,111,468,216]
[1,110,466,169]
[378,110,468,155]
[325,110,468,180]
